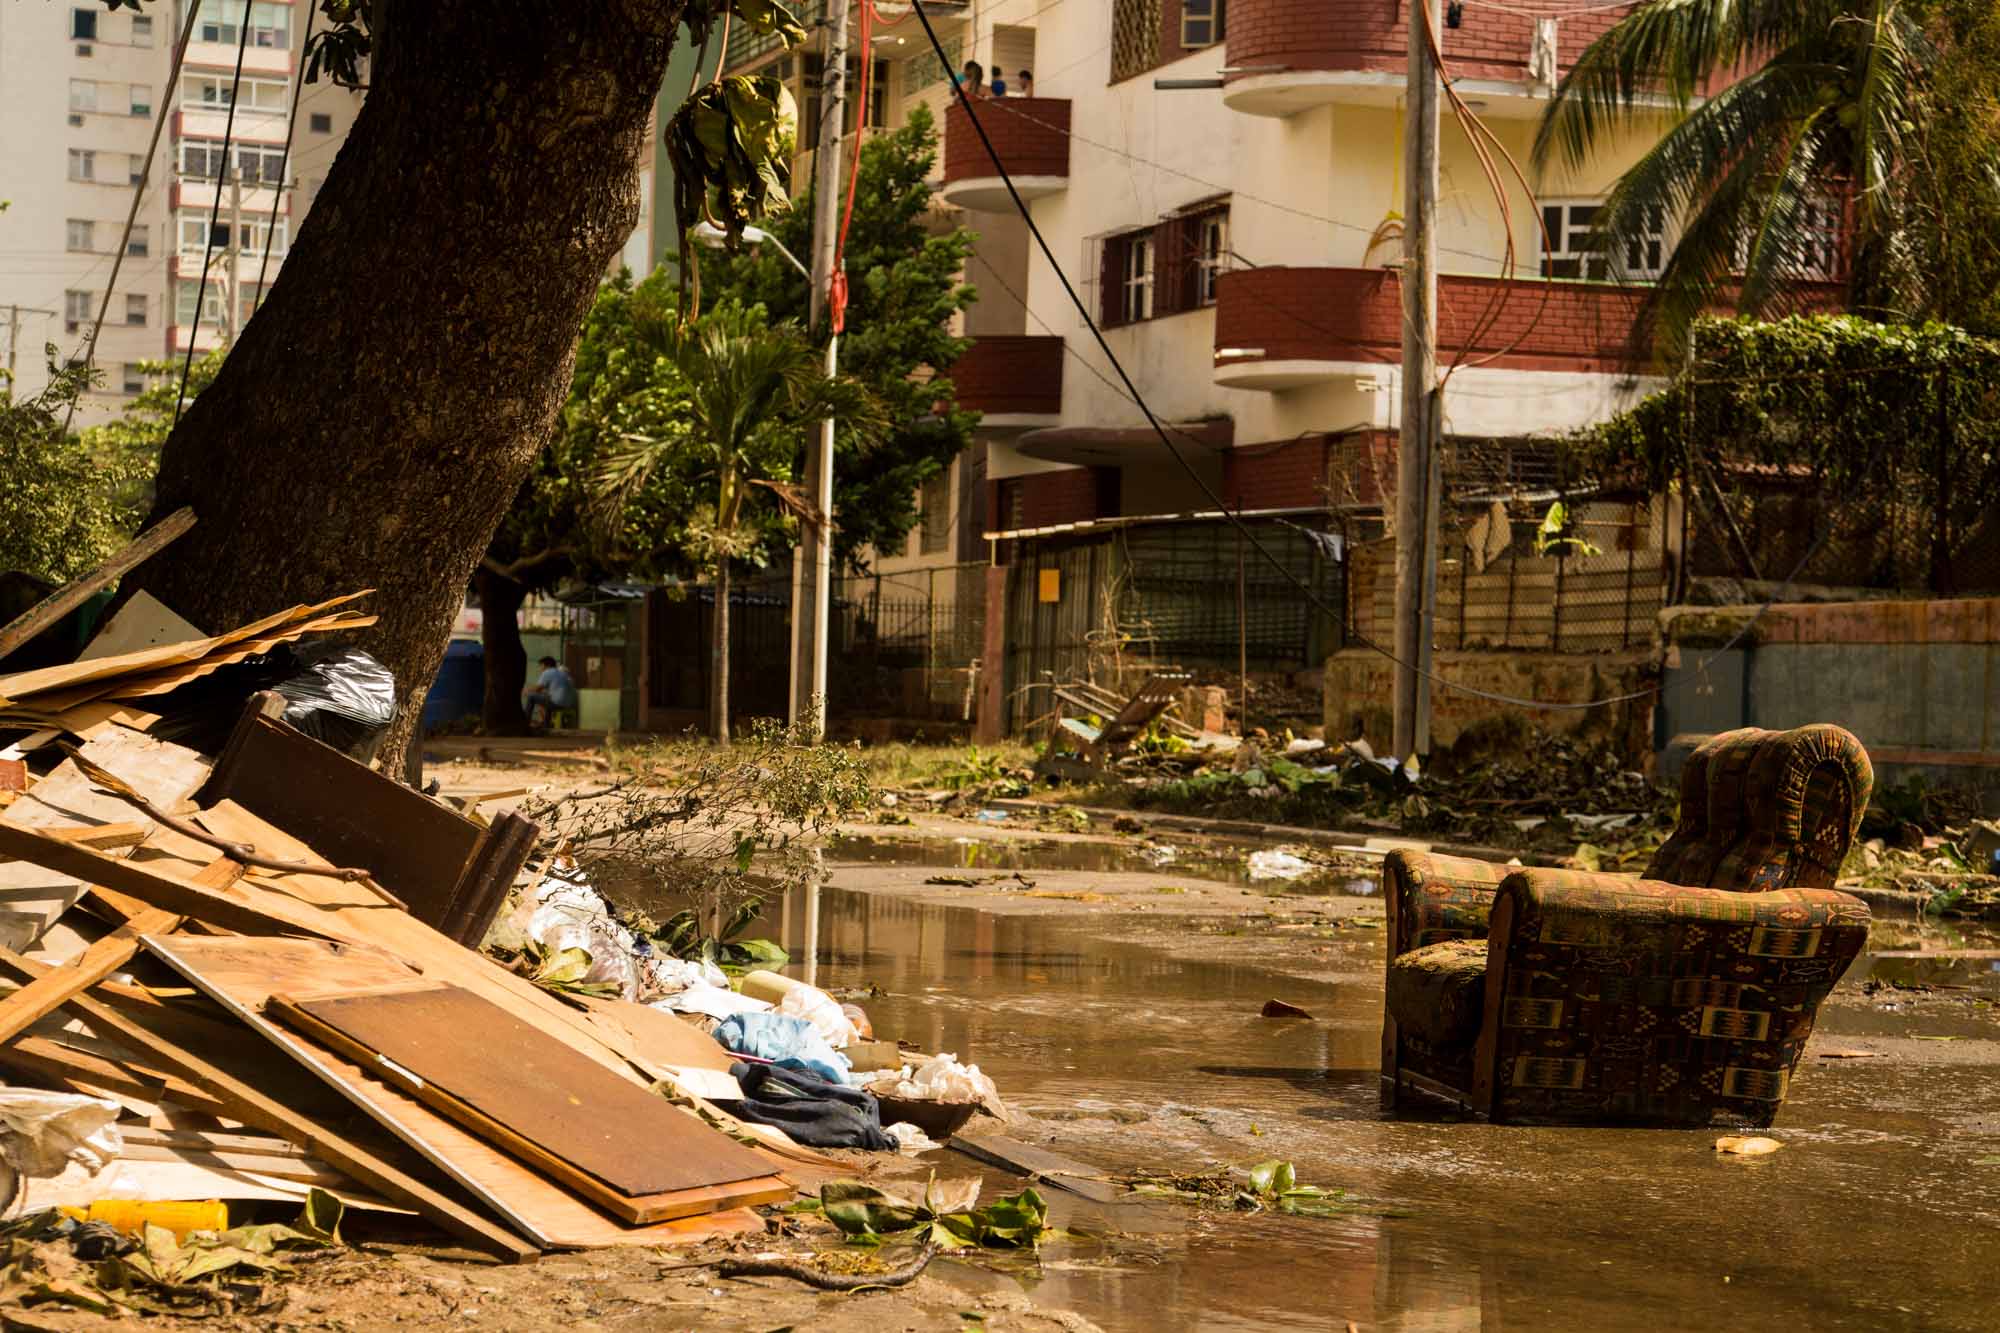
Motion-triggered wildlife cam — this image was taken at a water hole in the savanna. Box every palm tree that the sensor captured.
[597,301,880,742]
[1533,0,2000,351]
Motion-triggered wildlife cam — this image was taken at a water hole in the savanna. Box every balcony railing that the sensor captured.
[1223,0,1637,118]
[1211,266,1652,389]
[941,98,1070,212]
[949,335,1064,420]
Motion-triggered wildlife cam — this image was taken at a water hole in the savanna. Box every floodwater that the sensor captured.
[828,832,1378,896]
[755,838,2000,1332]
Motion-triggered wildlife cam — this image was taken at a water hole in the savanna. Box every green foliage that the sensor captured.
[649,898,789,973]
[817,1178,1051,1251]
[0,359,147,583]
[80,352,222,516]
[693,105,980,564]
[665,73,798,274]
[1534,0,2000,350]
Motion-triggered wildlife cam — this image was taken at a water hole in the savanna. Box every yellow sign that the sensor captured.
[1037,569,1061,603]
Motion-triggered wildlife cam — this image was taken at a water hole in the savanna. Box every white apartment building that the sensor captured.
[0,1,361,420]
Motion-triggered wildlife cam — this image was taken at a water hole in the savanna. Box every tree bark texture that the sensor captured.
[710,563,730,744]
[473,565,528,734]
[130,0,688,762]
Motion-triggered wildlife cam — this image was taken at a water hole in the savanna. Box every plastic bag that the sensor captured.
[869,1053,1007,1119]
[778,983,858,1049]
[525,871,639,1001]
[0,1088,122,1176]
[271,642,397,758]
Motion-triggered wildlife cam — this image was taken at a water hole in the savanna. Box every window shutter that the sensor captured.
[1100,235,1126,327]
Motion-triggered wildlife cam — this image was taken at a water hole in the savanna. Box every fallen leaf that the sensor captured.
[1714,1136,1783,1156]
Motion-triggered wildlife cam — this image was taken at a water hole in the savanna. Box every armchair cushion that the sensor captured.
[1386,939,1488,1047]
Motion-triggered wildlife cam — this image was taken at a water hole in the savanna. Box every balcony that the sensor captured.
[1223,0,1635,118]
[949,335,1064,424]
[1211,266,1649,390]
[941,98,1070,213]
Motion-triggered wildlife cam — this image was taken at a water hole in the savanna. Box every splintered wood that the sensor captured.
[0,634,797,1258]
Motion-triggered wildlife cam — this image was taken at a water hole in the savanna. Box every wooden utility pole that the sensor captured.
[3,305,59,382]
[224,167,243,346]
[788,0,849,739]
[1393,0,1442,761]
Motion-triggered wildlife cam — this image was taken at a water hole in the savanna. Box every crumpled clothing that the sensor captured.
[0,1088,122,1176]
[713,1012,850,1085]
[713,1062,895,1150]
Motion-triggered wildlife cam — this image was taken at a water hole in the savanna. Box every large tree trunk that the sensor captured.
[129,1,686,762]
[473,565,529,735]
[710,562,730,744]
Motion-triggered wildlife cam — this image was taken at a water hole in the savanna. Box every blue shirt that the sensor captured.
[536,665,578,709]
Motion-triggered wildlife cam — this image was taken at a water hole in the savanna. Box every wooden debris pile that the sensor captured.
[0,547,822,1263]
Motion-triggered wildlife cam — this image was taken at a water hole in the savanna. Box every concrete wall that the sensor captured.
[1658,598,2000,806]
[1324,647,1655,761]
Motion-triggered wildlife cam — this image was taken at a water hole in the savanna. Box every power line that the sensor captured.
[172,9,258,428]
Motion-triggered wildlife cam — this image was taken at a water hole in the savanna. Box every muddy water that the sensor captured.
[760,853,2000,1332]
[828,833,1377,896]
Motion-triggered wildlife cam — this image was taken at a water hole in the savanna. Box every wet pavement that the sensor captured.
[758,835,2000,1332]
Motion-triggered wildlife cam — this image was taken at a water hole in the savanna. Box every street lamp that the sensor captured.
[688,218,837,740]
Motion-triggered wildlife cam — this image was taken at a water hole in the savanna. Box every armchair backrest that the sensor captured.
[1384,850,1510,959]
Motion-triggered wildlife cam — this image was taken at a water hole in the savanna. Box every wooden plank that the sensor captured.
[199,714,481,929]
[564,993,740,1076]
[0,824,353,941]
[0,944,536,1260]
[143,933,790,1250]
[438,812,538,946]
[0,1033,231,1120]
[948,1132,1126,1204]
[0,856,233,1043]
[0,507,196,666]
[266,984,779,1204]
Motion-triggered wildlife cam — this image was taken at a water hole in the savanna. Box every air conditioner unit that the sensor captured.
[67,113,84,127]
[75,43,93,56]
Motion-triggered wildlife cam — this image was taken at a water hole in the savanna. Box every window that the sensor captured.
[179,212,286,256]
[131,14,153,46]
[68,149,96,182]
[122,364,146,395]
[65,219,94,252]
[310,112,332,133]
[1194,209,1229,306]
[130,85,151,118]
[1542,199,1665,280]
[70,8,96,39]
[179,141,285,183]
[128,155,146,186]
[182,74,289,111]
[199,2,289,49]
[1111,0,1161,81]
[126,227,149,258]
[176,281,226,327]
[1182,0,1225,49]
[1103,229,1155,325]
[69,79,97,113]
[919,470,952,555]
[125,294,147,326]
[64,290,92,334]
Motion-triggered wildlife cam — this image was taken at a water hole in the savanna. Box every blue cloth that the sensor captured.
[989,78,1007,96]
[533,665,578,709]
[713,1011,850,1086]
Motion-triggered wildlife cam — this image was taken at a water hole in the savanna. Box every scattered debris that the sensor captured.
[1714,1136,1784,1156]
[1259,1000,1315,1020]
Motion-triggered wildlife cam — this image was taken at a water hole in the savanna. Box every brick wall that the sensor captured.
[1225,0,1634,87]
[1224,436,1333,509]
[1214,265,1652,373]
[944,97,1070,183]
[952,336,1065,416]
[999,467,1102,529]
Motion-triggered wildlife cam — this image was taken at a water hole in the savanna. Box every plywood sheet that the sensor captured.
[275,985,773,1198]
[144,934,786,1250]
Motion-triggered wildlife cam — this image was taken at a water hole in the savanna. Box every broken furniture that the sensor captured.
[1381,724,1875,1126]
[1034,670,1192,782]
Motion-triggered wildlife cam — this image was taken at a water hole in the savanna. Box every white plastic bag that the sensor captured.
[1247,849,1313,881]
[526,870,639,1000]
[778,983,858,1049]
[0,1088,122,1177]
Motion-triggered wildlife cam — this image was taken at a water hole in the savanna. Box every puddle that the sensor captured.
[829,833,1379,896]
[733,881,2000,1332]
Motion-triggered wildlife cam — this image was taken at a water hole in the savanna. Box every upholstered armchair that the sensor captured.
[1380,724,1875,1126]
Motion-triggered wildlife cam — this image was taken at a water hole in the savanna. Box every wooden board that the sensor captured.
[144,933,793,1249]
[0,726,209,951]
[564,992,741,1075]
[268,985,778,1208]
[200,714,482,929]
[948,1132,1127,1204]
[0,507,195,666]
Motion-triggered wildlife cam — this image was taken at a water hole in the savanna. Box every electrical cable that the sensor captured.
[830,0,876,332]
[910,0,1818,717]
[251,4,318,316]
[171,4,257,429]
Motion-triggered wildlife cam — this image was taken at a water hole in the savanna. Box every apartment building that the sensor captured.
[0,1,361,420]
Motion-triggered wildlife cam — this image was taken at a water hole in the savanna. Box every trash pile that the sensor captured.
[0,518,1013,1316]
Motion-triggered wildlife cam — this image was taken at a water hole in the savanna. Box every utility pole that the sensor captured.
[3,305,58,382]
[789,0,848,739]
[1393,0,1442,762]
[224,165,243,346]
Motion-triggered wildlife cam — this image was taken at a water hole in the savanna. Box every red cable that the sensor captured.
[829,0,875,333]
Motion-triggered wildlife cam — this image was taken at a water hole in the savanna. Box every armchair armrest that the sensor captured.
[1383,850,1512,958]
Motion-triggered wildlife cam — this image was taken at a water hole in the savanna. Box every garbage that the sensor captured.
[884,1121,941,1154]
[712,1011,851,1084]
[1247,849,1315,881]
[714,1062,894,1150]
[868,1053,1008,1121]
[522,869,640,1001]
[0,1089,121,1176]
[741,970,858,1048]
[1714,1136,1784,1156]
[1259,999,1315,1020]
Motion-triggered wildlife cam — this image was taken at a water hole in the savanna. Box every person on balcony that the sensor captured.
[958,59,987,98]
[989,69,1008,96]
[1017,69,1034,97]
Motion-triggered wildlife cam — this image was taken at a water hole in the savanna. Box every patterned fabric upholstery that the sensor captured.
[1386,850,1509,953]
[1475,869,1870,1126]
[1644,724,1873,891]
[1385,939,1487,1047]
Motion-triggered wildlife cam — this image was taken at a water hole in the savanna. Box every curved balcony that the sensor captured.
[950,335,1064,424]
[1212,266,1651,390]
[1223,0,1634,118]
[941,98,1070,212]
